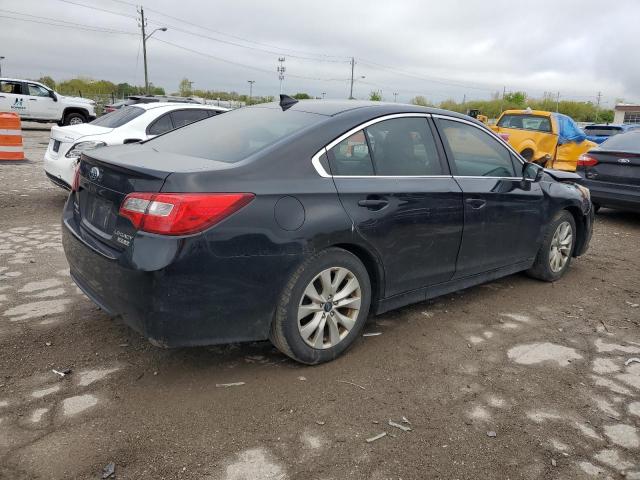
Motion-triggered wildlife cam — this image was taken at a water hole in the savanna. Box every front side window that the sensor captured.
[365,117,442,175]
[498,114,552,133]
[27,84,50,97]
[438,119,516,177]
[1,81,23,95]
[170,109,210,129]
[327,130,374,176]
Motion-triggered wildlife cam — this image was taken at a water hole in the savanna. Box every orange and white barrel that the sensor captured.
[0,112,25,161]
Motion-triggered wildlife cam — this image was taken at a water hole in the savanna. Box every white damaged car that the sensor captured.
[44,102,228,190]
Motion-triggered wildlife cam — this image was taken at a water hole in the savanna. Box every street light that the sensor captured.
[0,57,5,77]
[247,80,255,105]
[139,5,168,94]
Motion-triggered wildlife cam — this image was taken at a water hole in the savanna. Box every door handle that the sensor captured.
[465,198,486,209]
[358,198,389,210]
[29,98,37,101]
[0,95,5,98]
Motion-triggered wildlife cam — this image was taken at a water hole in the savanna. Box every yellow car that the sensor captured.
[491,109,596,171]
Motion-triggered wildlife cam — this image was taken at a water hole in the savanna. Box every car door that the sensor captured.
[328,115,464,297]
[434,116,545,278]
[0,80,29,118]
[26,83,58,120]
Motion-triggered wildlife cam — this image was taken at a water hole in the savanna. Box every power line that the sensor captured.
[55,0,135,19]
[104,0,350,61]
[0,8,136,33]
[154,38,349,82]
[0,14,137,35]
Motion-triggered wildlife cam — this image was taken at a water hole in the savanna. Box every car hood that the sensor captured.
[50,124,113,143]
[58,95,95,105]
[544,168,581,182]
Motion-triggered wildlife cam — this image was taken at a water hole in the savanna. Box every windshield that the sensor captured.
[584,126,622,136]
[600,131,640,153]
[148,106,326,163]
[497,114,552,133]
[91,106,144,128]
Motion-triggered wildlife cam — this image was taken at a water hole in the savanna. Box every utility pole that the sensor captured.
[0,56,4,77]
[321,92,326,99]
[462,93,466,104]
[393,92,399,102]
[138,7,167,94]
[247,80,255,105]
[595,91,602,122]
[277,57,286,95]
[349,57,355,99]
[499,86,506,114]
[556,91,560,113]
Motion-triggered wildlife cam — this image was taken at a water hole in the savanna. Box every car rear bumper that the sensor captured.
[43,149,75,189]
[62,199,303,347]
[579,177,640,211]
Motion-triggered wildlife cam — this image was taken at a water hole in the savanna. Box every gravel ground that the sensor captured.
[0,124,639,479]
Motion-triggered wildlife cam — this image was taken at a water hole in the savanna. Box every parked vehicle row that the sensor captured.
[43,103,228,190]
[0,77,96,125]
[61,98,594,364]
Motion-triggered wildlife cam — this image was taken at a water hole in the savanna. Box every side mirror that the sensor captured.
[523,162,544,182]
[50,91,58,102]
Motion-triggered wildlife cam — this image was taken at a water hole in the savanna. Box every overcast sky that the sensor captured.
[2,0,638,106]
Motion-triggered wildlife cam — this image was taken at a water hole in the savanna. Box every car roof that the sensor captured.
[501,109,553,117]
[1,77,46,87]
[586,123,638,128]
[247,99,473,120]
[134,102,229,112]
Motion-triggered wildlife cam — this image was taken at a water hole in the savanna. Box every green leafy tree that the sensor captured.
[504,91,527,106]
[293,93,311,100]
[37,76,56,89]
[369,91,382,101]
[410,96,434,107]
[178,78,193,97]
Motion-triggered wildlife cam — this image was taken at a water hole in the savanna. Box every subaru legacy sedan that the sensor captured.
[62,98,593,364]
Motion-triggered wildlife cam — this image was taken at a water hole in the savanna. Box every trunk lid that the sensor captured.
[74,144,222,249]
[585,150,640,186]
[49,124,114,160]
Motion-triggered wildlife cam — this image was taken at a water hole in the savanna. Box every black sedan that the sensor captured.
[577,130,640,212]
[62,98,594,364]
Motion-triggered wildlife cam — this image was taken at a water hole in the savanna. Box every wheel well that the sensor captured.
[333,243,383,308]
[520,148,534,159]
[63,107,89,119]
[564,206,586,256]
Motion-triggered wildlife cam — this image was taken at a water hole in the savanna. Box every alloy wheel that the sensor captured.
[549,221,573,273]
[69,117,83,125]
[297,267,361,349]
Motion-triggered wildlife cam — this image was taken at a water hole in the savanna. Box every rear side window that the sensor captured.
[171,109,210,129]
[91,106,144,128]
[147,113,173,135]
[327,130,374,176]
[584,126,622,136]
[1,80,23,95]
[498,114,552,133]
[366,117,442,175]
[148,107,325,163]
[438,119,516,177]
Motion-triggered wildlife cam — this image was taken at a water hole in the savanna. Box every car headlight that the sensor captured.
[65,141,106,158]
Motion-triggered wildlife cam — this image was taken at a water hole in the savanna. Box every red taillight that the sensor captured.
[105,107,115,113]
[577,154,598,167]
[71,163,81,191]
[119,192,254,235]
[499,133,510,142]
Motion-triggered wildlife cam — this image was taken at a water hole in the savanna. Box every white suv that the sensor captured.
[0,78,96,126]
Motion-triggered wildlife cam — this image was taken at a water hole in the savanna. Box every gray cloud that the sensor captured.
[3,0,637,106]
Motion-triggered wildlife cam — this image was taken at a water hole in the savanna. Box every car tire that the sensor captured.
[527,210,576,282]
[270,248,371,364]
[63,112,87,126]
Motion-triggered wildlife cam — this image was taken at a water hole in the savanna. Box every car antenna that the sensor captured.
[279,94,298,111]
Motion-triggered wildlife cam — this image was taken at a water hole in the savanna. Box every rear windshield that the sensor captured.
[497,114,552,133]
[584,126,622,136]
[148,106,326,163]
[599,131,640,152]
[91,106,144,128]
